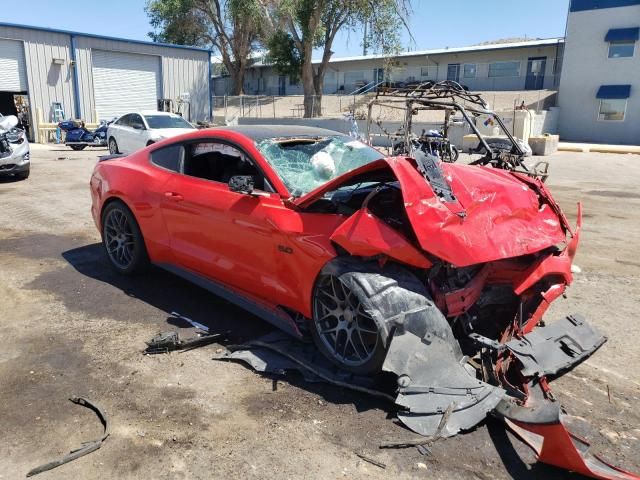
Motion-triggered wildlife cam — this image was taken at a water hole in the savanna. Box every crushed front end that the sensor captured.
[373,156,637,479]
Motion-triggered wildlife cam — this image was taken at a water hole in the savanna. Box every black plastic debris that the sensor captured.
[26,397,109,477]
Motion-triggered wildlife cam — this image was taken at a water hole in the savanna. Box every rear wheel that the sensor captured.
[108,137,119,154]
[101,200,149,275]
[311,259,431,375]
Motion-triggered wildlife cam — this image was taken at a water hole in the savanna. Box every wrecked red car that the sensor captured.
[90,124,638,480]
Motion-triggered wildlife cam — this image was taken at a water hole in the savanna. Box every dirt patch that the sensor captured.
[615,258,640,268]
[1,146,639,479]
[586,190,640,199]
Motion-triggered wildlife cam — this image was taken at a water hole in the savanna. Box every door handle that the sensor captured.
[164,191,183,201]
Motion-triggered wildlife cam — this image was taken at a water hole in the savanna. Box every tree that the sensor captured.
[146,0,263,95]
[260,0,411,117]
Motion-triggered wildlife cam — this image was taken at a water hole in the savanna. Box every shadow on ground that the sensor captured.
[21,239,595,480]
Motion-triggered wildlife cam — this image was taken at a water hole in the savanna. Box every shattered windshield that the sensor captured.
[256,135,383,196]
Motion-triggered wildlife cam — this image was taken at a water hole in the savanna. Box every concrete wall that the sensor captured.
[558,4,640,144]
[224,42,562,96]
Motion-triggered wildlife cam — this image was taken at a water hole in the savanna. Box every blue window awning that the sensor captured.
[605,27,640,42]
[597,85,632,99]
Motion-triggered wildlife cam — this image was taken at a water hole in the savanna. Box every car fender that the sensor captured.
[330,207,432,269]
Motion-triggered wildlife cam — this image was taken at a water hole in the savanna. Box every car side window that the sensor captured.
[130,114,145,129]
[150,144,184,172]
[182,141,272,192]
[116,114,130,126]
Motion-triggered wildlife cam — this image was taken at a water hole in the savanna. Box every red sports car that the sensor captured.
[90,125,636,480]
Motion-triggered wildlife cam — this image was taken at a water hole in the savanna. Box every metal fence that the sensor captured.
[212,90,558,121]
[212,94,367,120]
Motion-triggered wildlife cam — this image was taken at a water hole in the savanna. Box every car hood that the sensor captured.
[294,157,570,267]
[151,128,196,138]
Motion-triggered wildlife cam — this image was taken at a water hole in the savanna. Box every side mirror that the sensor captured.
[132,122,145,130]
[228,175,254,194]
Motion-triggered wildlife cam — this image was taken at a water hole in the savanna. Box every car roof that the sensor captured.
[211,125,345,142]
[139,111,179,116]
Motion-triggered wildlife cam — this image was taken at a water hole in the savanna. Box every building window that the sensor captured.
[463,64,477,78]
[289,76,299,86]
[608,41,635,58]
[488,61,520,77]
[598,99,627,121]
[420,66,431,77]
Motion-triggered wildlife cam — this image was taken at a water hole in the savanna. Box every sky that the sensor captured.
[1,0,570,59]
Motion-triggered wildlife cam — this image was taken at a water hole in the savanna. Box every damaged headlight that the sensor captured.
[6,128,25,144]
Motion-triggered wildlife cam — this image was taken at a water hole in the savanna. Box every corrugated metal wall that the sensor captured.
[0,26,75,126]
[75,37,209,123]
[0,25,210,140]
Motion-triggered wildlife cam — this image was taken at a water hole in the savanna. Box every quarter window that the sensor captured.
[488,61,520,77]
[598,99,627,121]
[150,144,185,172]
[608,41,635,58]
[115,114,131,126]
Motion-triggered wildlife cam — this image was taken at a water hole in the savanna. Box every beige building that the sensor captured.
[214,38,563,96]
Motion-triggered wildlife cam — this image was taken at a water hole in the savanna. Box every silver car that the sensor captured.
[0,115,30,180]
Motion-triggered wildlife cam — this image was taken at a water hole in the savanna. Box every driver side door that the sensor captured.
[127,113,148,152]
[159,139,284,302]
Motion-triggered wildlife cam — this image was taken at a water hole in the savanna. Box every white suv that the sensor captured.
[107,111,195,154]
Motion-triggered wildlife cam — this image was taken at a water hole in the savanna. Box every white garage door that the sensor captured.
[0,39,27,91]
[92,50,161,120]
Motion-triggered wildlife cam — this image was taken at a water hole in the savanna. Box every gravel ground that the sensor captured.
[0,144,638,479]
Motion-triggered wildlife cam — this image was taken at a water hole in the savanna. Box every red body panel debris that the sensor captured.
[330,208,432,269]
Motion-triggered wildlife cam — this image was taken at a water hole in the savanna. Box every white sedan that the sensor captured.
[107,111,195,154]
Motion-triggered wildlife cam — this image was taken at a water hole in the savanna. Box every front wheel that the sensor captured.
[108,137,119,154]
[101,200,149,275]
[442,145,459,163]
[311,260,431,375]
[70,144,87,151]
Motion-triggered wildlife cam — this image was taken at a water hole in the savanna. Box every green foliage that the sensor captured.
[265,31,303,82]
[145,0,207,46]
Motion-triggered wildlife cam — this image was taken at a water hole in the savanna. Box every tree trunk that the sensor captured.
[313,73,324,117]
[302,52,316,118]
[228,67,245,95]
[227,56,247,96]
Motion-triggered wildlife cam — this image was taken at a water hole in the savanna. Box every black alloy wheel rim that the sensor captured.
[313,275,380,367]
[104,208,135,269]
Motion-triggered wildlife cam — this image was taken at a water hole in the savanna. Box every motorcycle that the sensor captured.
[392,129,460,163]
[419,129,460,163]
[58,119,112,151]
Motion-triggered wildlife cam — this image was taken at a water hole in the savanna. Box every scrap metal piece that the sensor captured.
[26,397,109,477]
[215,332,393,402]
[382,305,504,438]
[505,314,607,377]
[496,382,640,480]
[144,331,220,355]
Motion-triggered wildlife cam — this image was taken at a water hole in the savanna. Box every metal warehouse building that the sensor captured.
[0,23,211,142]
